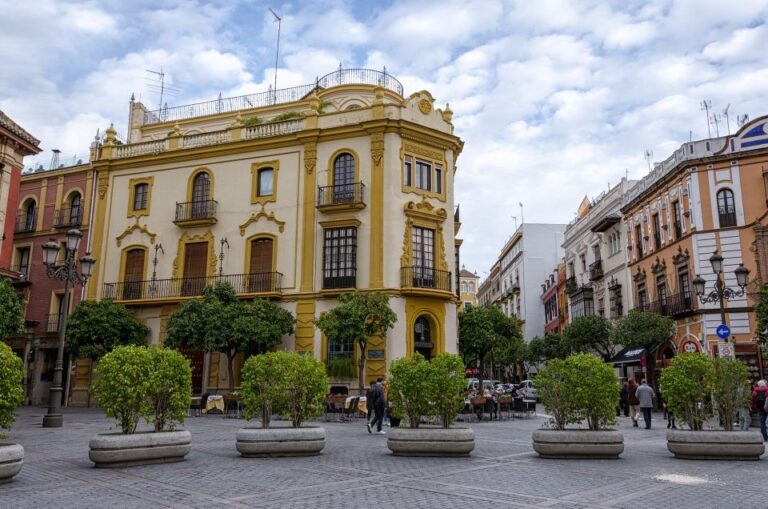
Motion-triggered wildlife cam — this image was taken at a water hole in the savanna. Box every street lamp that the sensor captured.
[41,229,95,428]
[692,250,750,342]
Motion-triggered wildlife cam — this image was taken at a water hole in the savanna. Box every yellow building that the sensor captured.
[458,266,479,310]
[621,115,768,384]
[83,69,463,396]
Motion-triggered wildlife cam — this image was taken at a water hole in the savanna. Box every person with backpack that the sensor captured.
[751,379,768,441]
[367,377,386,435]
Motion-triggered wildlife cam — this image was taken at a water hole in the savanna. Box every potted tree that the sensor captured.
[237,351,328,457]
[0,342,24,483]
[387,353,474,456]
[88,346,193,467]
[662,354,764,460]
[532,354,624,458]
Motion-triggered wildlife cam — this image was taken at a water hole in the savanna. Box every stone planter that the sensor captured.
[89,430,191,468]
[0,443,24,483]
[387,427,475,457]
[236,426,325,457]
[667,430,765,460]
[532,429,624,459]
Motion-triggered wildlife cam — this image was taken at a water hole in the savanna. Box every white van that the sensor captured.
[519,379,538,400]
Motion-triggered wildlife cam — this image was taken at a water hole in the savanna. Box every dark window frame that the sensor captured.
[322,227,357,289]
[717,188,737,227]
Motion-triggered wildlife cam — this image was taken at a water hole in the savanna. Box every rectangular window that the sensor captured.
[678,269,691,303]
[415,161,432,191]
[435,165,442,194]
[635,225,644,258]
[672,201,682,239]
[323,227,357,289]
[637,282,648,310]
[258,168,274,197]
[652,214,661,250]
[412,227,435,286]
[15,247,30,277]
[404,156,412,187]
[133,184,148,211]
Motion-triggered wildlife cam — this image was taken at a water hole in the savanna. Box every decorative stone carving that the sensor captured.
[418,98,432,115]
[115,220,157,247]
[238,206,286,235]
[304,142,317,175]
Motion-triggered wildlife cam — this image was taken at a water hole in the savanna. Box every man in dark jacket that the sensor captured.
[367,377,386,434]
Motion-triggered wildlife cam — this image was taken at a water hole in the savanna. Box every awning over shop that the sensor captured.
[610,346,646,365]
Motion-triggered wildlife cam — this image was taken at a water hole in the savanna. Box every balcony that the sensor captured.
[589,260,604,281]
[400,266,452,294]
[317,183,365,212]
[14,212,35,234]
[323,271,357,290]
[634,291,695,318]
[103,272,283,301]
[46,313,62,333]
[174,200,218,227]
[53,206,83,228]
[565,276,578,295]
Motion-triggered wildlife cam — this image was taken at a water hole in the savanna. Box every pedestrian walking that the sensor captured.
[628,379,640,427]
[751,379,768,441]
[619,381,629,417]
[367,377,386,435]
[636,379,656,430]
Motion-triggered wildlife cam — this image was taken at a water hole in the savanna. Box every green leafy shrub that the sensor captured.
[92,346,153,434]
[425,353,466,429]
[327,357,356,379]
[241,116,262,127]
[0,342,24,439]
[659,353,714,431]
[148,348,192,432]
[712,357,751,431]
[0,278,25,340]
[388,354,430,428]
[270,111,305,122]
[241,351,327,428]
[537,354,619,430]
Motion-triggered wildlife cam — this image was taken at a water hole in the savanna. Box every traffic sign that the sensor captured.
[718,342,733,359]
[716,324,730,340]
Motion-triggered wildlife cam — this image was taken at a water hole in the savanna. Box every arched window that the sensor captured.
[69,192,82,225]
[24,200,36,231]
[717,188,736,227]
[332,153,355,204]
[191,172,211,218]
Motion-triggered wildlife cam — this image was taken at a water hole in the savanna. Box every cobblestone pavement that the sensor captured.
[2,407,767,508]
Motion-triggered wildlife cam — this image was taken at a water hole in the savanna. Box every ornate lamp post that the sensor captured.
[41,229,95,428]
[692,250,750,341]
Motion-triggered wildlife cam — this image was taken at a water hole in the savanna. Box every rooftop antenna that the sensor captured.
[49,149,61,170]
[268,8,282,105]
[723,104,732,134]
[146,68,166,111]
[146,68,179,114]
[511,215,518,230]
[644,149,653,172]
[519,202,524,226]
[700,100,712,138]
[711,113,722,137]
[737,114,750,127]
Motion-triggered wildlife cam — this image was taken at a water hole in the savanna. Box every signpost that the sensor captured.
[716,324,730,341]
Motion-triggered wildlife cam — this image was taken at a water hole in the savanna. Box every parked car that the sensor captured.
[519,379,538,400]
[466,379,500,392]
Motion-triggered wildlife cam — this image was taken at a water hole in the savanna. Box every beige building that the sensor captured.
[84,69,463,395]
[458,266,479,310]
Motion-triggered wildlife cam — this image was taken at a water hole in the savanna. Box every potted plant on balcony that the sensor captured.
[237,351,328,457]
[532,354,624,459]
[387,353,475,456]
[0,342,25,483]
[88,346,193,467]
[662,354,764,460]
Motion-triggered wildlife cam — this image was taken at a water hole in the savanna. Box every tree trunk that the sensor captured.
[358,342,367,396]
[226,351,236,393]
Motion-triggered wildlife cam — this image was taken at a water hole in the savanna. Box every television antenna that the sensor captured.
[737,114,750,127]
[268,8,282,104]
[700,100,712,138]
[644,149,653,172]
[145,68,180,112]
[710,113,722,137]
[723,104,732,134]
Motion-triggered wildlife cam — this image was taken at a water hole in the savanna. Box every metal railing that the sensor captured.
[589,260,604,281]
[719,211,737,228]
[14,212,35,233]
[53,206,83,228]
[181,129,231,149]
[103,272,284,301]
[174,200,217,223]
[634,291,695,317]
[142,68,403,125]
[565,276,578,294]
[46,313,62,333]
[243,119,304,140]
[317,182,365,208]
[323,272,357,290]
[11,263,30,279]
[400,266,452,292]
[112,139,168,159]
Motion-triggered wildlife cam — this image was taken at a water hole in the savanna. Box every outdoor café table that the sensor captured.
[204,394,224,414]
[344,396,367,416]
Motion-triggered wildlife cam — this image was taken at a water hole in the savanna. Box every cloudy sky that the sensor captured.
[2,0,768,275]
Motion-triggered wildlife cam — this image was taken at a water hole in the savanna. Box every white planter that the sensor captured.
[0,443,24,483]
[667,430,765,460]
[236,426,325,457]
[387,427,475,457]
[89,430,191,468]
[532,430,624,459]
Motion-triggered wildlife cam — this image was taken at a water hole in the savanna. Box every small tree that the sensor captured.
[426,353,466,428]
[91,346,153,434]
[527,332,570,363]
[459,306,520,389]
[388,353,431,428]
[535,358,572,430]
[66,300,150,360]
[563,315,616,360]
[611,309,674,352]
[314,292,397,395]
[241,353,287,428]
[166,282,295,392]
[712,357,751,432]
[0,278,24,340]
[659,354,714,431]
[148,348,192,432]
[0,342,24,439]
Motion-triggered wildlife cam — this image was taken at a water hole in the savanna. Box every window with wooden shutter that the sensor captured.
[248,238,274,292]
[123,248,146,300]
[182,242,208,296]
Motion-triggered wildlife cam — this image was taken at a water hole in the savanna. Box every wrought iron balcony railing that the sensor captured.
[103,272,283,301]
[323,271,357,290]
[174,200,218,224]
[53,206,83,228]
[317,182,365,209]
[14,212,35,233]
[589,260,604,281]
[400,266,452,292]
[46,313,62,333]
[633,291,695,318]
